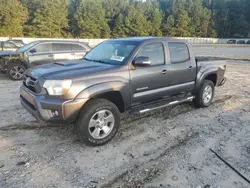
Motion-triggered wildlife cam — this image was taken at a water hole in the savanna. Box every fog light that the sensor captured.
[52,110,59,117]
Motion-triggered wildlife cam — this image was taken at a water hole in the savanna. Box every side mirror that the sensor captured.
[133,56,151,67]
[29,48,37,54]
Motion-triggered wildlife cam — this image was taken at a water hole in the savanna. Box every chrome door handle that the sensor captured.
[189,66,193,70]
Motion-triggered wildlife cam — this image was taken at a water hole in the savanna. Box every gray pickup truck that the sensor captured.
[20,37,226,146]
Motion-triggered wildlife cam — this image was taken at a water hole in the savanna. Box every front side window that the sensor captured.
[85,41,138,65]
[136,42,165,66]
[168,42,190,64]
[34,43,52,53]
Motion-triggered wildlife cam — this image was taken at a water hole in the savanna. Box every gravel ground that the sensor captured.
[0,60,250,188]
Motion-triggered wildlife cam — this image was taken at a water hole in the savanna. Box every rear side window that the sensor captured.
[34,43,52,53]
[72,44,86,51]
[136,42,165,66]
[52,43,71,52]
[168,42,190,63]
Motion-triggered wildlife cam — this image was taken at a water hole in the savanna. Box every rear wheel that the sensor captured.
[76,99,120,146]
[194,80,215,108]
[7,63,26,80]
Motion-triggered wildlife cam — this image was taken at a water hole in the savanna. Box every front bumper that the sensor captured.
[20,86,88,124]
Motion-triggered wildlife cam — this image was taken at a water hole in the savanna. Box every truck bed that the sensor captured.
[195,57,227,86]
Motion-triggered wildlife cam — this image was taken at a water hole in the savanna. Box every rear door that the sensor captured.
[130,42,169,106]
[52,43,74,62]
[28,42,53,67]
[166,42,196,95]
[71,43,88,59]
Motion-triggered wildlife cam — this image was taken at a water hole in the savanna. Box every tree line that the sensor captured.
[0,0,249,38]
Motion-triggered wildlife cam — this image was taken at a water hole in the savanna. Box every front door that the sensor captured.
[129,42,169,106]
[28,42,54,67]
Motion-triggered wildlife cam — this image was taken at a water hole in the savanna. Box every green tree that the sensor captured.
[162,0,191,37]
[74,0,110,38]
[113,1,160,37]
[123,3,151,36]
[113,13,127,38]
[102,0,127,37]
[187,0,214,37]
[23,0,69,37]
[139,1,163,36]
[69,0,82,37]
[0,0,28,37]
[1,0,249,38]
[163,15,176,36]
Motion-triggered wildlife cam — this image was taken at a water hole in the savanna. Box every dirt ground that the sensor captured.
[0,60,250,188]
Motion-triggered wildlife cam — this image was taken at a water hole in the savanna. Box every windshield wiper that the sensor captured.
[83,58,110,64]
[93,59,110,64]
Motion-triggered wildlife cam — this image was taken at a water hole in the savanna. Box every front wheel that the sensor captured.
[7,63,26,80]
[76,99,120,146]
[193,80,215,108]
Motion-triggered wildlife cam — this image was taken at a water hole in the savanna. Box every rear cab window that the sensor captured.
[168,42,190,64]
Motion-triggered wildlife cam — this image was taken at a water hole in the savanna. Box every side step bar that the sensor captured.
[138,96,195,114]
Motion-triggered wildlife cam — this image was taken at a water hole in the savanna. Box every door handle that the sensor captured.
[162,70,167,74]
[48,54,54,57]
[188,66,193,70]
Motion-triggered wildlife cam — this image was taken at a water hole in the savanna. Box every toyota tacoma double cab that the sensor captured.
[20,37,226,146]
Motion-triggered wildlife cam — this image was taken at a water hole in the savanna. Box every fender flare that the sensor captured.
[195,68,218,92]
[75,81,130,111]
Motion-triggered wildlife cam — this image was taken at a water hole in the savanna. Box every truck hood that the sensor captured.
[27,60,118,80]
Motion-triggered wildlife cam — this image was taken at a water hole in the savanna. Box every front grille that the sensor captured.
[23,74,41,93]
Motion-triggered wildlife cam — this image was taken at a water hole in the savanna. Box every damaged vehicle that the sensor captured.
[20,37,227,146]
[0,40,91,80]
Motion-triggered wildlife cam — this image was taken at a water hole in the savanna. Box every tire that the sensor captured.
[76,99,120,146]
[193,80,215,108]
[7,63,26,80]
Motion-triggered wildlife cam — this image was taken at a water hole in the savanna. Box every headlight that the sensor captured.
[43,80,72,95]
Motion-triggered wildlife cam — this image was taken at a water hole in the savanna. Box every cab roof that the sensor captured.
[111,37,185,43]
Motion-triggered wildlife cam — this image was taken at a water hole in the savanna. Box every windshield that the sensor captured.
[16,41,39,53]
[84,41,139,65]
